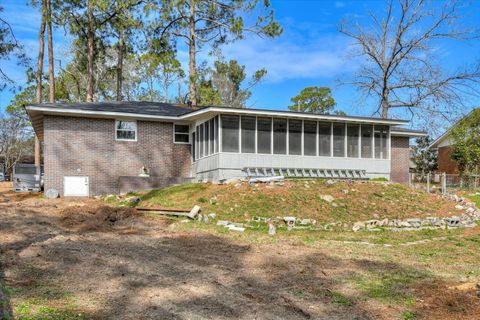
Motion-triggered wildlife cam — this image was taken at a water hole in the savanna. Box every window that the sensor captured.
[361,125,373,158]
[273,119,287,154]
[209,119,215,154]
[374,125,389,159]
[347,124,359,158]
[257,117,271,154]
[221,115,239,152]
[318,122,331,156]
[174,124,190,143]
[304,121,317,156]
[116,121,137,141]
[333,123,345,157]
[241,116,256,153]
[288,119,302,155]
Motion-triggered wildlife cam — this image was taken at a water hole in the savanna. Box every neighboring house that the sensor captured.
[25,102,425,196]
[429,110,478,174]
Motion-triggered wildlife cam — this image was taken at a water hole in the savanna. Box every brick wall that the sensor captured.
[437,146,459,174]
[43,116,192,195]
[390,136,410,184]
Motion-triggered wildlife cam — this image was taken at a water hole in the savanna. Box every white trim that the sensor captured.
[173,123,191,144]
[25,105,409,125]
[390,130,427,138]
[115,120,137,142]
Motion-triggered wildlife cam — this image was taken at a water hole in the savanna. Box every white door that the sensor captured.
[64,176,89,197]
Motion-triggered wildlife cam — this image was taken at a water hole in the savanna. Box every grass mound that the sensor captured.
[136,180,459,223]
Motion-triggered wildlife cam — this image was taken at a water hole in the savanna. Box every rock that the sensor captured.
[320,195,335,203]
[126,196,141,204]
[365,220,379,229]
[228,225,245,232]
[45,189,59,199]
[217,220,229,226]
[466,207,475,214]
[187,205,202,219]
[455,205,465,210]
[352,221,365,232]
[180,219,190,223]
[326,179,336,185]
[378,218,389,227]
[203,215,209,223]
[406,218,422,228]
[208,213,217,219]
[400,220,411,227]
[284,216,296,230]
[342,189,349,194]
[445,217,461,228]
[268,222,276,236]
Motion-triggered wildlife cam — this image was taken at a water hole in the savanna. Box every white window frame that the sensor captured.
[173,123,190,144]
[115,120,137,141]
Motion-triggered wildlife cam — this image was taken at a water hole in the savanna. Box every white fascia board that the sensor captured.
[390,130,427,138]
[25,105,408,125]
[25,105,179,121]
[180,107,408,125]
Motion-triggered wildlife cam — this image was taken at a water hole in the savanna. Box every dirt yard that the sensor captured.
[1,190,480,320]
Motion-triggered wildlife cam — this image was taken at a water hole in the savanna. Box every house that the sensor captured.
[25,101,425,196]
[429,110,480,174]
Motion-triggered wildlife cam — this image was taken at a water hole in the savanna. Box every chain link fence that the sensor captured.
[410,172,480,194]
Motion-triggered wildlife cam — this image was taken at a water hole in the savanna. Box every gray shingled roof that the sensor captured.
[27,101,198,117]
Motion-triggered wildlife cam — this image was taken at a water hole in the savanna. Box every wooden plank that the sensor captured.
[137,207,190,213]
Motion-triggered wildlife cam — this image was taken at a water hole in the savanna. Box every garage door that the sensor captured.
[64,176,89,197]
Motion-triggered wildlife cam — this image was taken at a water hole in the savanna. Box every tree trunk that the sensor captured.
[164,70,169,103]
[86,0,95,102]
[46,0,55,103]
[381,87,389,118]
[188,0,196,107]
[35,0,46,168]
[116,31,124,101]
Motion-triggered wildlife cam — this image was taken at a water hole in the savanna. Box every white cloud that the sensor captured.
[218,33,356,83]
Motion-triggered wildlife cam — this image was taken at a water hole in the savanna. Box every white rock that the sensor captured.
[352,222,365,232]
[320,195,335,203]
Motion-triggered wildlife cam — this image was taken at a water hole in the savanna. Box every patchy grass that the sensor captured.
[354,270,426,305]
[465,194,480,208]
[136,180,459,224]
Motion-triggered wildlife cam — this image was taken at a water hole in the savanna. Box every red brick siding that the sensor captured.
[437,146,459,174]
[390,136,410,184]
[43,116,192,195]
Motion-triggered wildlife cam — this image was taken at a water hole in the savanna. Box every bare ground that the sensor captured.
[1,191,480,319]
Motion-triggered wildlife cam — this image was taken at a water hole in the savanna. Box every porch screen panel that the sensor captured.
[209,118,215,154]
[192,132,196,161]
[288,119,302,155]
[221,115,240,152]
[347,124,359,158]
[214,116,219,153]
[273,119,287,154]
[199,123,204,158]
[361,125,373,158]
[303,121,317,156]
[318,122,331,156]
[333,123,345,157]
[205,121,210,156]
[374,125,389,159]
[241,116,256,153]
[257,117,271,154]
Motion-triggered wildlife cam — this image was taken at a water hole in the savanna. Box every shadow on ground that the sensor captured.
[1,199,480,319]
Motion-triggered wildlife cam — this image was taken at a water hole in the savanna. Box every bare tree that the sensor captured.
[339,0,480,122]
[0,115,34,175]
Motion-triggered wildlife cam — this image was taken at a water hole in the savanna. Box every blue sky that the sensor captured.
[1,0,479,130]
